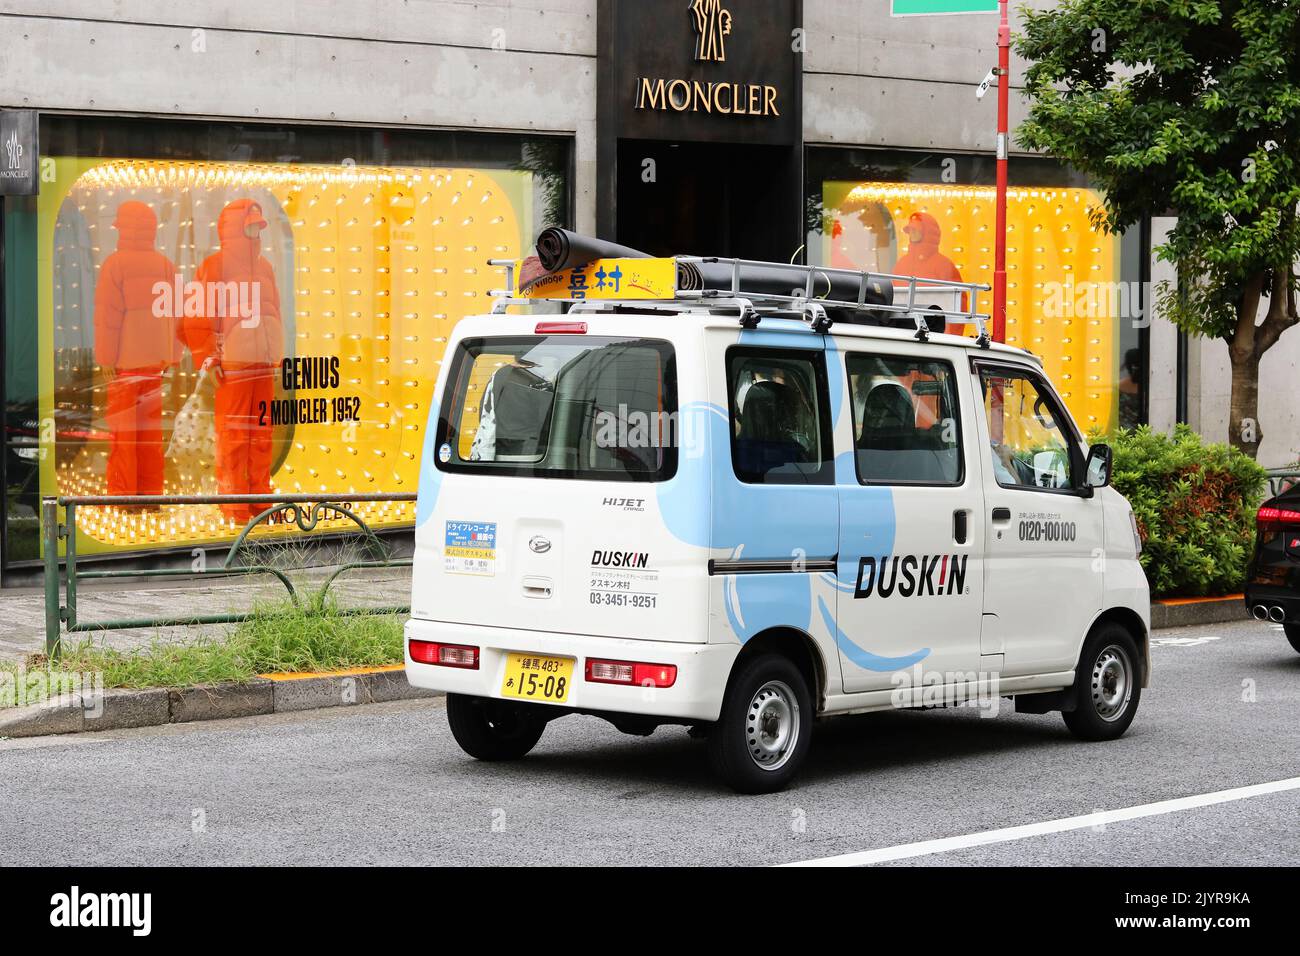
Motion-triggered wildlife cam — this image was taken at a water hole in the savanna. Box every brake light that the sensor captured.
[1257,506,1300,530]
[409,640,479,669]
[535,321,588,334]
[585,658,677,688]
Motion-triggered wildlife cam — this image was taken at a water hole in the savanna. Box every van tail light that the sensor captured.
[409,640,479,669]
[1257,506,1300,531]
[585,658,678,688]
[535,321,587,334]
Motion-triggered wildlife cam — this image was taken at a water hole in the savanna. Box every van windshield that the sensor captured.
[438,335,678,481]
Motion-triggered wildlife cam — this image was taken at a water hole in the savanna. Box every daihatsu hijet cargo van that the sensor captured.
[405,247,1150,793]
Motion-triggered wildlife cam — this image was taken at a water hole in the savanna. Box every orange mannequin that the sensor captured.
[182,200,283,523]
[94,201,180,500]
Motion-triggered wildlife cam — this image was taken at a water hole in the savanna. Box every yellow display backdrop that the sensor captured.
[823,182,1121,434]
[40,159,531,555]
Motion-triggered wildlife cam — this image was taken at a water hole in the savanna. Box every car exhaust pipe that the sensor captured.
[1269,606,1287,624]
[1252,604,1270,621]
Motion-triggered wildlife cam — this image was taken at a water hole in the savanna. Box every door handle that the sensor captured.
[991,507,1011,522]
[953,509,969,545]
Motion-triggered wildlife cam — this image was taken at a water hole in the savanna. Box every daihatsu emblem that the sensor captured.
[529,535,552,554]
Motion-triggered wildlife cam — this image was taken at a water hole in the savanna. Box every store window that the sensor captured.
[806,148,1147,440]
[1,117,571,565]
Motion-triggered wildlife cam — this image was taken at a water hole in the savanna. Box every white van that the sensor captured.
[405,252,1150,793]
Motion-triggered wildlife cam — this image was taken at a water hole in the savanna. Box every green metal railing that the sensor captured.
[42,493,416,659]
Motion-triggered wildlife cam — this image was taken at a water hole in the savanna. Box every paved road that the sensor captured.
[3,618,1298,866]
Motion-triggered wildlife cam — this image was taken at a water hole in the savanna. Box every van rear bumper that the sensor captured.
[404,619,737,722]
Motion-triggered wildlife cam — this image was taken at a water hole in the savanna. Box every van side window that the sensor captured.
[978,367,1076,490]
[727,349,832,485]
[847,354,963,485]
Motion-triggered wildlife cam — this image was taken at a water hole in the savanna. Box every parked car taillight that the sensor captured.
[1257,505,1300,531]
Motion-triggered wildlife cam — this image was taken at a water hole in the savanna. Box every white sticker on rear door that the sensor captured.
[588,548,659,609]
[444,521,497,576]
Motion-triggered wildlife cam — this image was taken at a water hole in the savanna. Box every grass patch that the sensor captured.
[1,600,404,708]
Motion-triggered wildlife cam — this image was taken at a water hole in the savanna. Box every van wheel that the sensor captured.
[708,654,812,794]
[1285,623,1300,655]
[1062,624,1141,742]
[446,694,546,761]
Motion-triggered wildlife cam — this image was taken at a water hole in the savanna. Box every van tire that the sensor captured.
[446,694,546,761]
[1062,624,1141,742]
[708,653,812,794]
[1285,623,1300,655]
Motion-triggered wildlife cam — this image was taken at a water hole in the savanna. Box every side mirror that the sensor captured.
[1084,443,1113,490]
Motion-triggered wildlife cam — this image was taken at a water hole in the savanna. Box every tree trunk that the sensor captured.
[1227,344,1262,458]
[1227,267,1300,460]
[1226,274,1265,459]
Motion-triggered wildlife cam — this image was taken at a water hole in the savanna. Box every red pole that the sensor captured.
[993,0,1010,343]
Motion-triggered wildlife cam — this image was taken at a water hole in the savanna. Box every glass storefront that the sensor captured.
[806,147,1147,440]
[2,117,571,567]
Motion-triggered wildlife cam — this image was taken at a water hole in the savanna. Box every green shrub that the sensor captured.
[1104,425,1268,597]
[1,601,405,707]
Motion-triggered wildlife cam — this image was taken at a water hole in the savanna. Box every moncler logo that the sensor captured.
[690,0,732,63]
[4,129,22,170]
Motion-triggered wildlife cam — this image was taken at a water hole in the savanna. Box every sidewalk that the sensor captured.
[0,565,411,662]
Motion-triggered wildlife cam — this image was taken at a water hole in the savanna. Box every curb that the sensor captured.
[1151,594,1247,630]
[0,667,438,739]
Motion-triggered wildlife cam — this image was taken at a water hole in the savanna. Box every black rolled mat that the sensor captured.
[525,229,907,325]
[678,260,895,310]
[535,228,651,273]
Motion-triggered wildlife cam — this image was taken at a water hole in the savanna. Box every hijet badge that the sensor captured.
[444,521,498,576]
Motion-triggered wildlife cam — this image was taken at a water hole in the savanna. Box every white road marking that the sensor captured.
[1151,635,1222,647]
[783,776,1300,867]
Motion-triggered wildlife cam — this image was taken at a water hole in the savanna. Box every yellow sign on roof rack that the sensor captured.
[516,257,677,301]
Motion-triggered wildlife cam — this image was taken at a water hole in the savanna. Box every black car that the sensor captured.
[1245,482,1300,654]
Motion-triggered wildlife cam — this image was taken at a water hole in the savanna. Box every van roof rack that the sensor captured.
[487,255,994,348]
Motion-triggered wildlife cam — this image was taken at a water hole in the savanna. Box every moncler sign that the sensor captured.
[633,1,782,120]
[0,111,38,196]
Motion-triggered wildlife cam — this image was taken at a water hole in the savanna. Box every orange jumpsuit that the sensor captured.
[182,200,284,523]
[93,201,180,499]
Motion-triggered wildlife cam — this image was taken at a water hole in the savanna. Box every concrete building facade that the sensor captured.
[0,0,1295,578]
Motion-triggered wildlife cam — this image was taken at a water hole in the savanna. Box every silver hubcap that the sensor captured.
[1091,644,1132,722]
[746,680,800,772]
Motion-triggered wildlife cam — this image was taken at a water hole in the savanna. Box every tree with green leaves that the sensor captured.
[1016,0,1300,459]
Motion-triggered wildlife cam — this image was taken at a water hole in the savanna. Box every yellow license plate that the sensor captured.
[501,653,574,703]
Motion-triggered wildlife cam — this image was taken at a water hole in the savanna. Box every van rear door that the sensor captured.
[411,325,709,643]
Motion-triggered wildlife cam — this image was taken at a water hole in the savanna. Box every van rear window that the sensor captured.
[437,336,677,481]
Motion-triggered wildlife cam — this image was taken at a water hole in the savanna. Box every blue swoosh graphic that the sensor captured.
[821,571,856,593]
[817,596,930,672]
